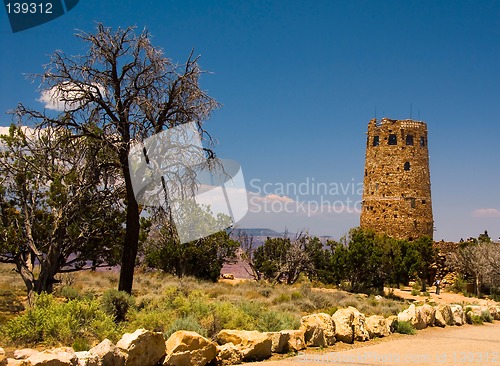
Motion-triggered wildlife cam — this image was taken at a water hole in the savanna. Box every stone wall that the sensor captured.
[361,118,433,240]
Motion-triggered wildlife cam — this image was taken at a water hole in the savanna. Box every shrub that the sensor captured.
[468,314,483,325]
[164,315,207,338]
[256,310,300,332]
[395,320,416,335]
[3,293,119,346]
[410,289,419,296]
[59,286,82,300]
[449,276,468,294]
[480,311,493,323]
[100,290,136,322]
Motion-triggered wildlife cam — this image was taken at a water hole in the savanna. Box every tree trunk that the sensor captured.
[118,158,140,294]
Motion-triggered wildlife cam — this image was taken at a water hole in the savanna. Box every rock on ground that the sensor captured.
[450,305,465,326]
[265,332,289,354]
[116,329,165,366]
[398,304,426,330]
[300,313,336,347]
[215,343,242,366]
[216,330,272,361]
[75,351,99,366]
[332,308,354,343]
[25,347,77,366]
[488,306,500,320]
[418,304,436,327]
[89,339,125,366]
[278,330,306,352]
[434,304,454,327]
[164,330,216,366]
[366,315,390,338]
[332,307,369,343]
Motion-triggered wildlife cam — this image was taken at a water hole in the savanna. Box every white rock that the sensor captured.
[164,330,216,366]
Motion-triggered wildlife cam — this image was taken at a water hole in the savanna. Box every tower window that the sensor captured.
[410,198,416,209]
[404,162,411,171]
[388,134,397,145]
[406,135,414,145]
[373,136,380,146]
[420,136,426,147]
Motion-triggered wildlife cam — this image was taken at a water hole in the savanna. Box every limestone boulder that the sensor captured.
[332,308,354,343]
[88,339,125,366]
[366,315,390,338]
[434,304,453,327]
[0,347,5,364]
[164,331,216,366]
[265,332,289,354]
[300,313,336,347]
[5,359,26,366]
[385,316,398,333]
[398,304,426,330]
[25,347,77,366]
[450,305,465,326]
[75,351,99,366]
[14,349,40,360]
[216,330,272,361]
[279,330,306,352]
[332,307,369,343]
[488,305,500,320]
[351,307,370,341]
[215,343,242,366]
[116,329,165,366]
[418,304,436,327]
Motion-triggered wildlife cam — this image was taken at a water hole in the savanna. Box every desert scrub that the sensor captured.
[481,310,493,323]
[3,293,119,346]
[395,320,416,335]
[100,290,136,322]
[125,286,300,337]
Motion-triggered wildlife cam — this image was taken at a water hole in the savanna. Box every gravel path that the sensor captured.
[252,322,500,366]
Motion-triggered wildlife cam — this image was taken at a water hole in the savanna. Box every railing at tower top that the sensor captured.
[373,119,426,128]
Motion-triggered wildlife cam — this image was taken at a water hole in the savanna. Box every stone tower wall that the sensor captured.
[360,118,433,240]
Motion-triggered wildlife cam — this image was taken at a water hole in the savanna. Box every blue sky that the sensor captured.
[1,1,499,242]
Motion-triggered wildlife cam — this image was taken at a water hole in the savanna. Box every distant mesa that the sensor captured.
[231,228,281,237]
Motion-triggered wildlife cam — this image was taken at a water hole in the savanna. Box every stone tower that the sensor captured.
[360,118,433,240]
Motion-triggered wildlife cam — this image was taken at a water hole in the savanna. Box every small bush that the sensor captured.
[60,286,82,300]
[165,315,207,338]
[395,320,416,335]
[100,290,136,322]
[256,310,300,332]
[273,293,291,304]
[468,314,483,325]
[449,277,468,294]
[480,311,493,323]
[410,289,419,296]
[3,293,119,346]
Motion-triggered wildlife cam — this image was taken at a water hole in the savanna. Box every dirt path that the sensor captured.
[252,322,500,366]
[387,287,496,307]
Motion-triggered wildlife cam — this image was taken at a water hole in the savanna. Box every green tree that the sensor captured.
[12,24,219,294]
[412,236,435,292]
[254,232,312,284]
[0,125,124,300]
[345,228,386,292]
[144,209,238,282]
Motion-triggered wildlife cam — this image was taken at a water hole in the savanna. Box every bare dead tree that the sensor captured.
[237,231,261,280]
[12,24,220,293]
[447,242,500,297]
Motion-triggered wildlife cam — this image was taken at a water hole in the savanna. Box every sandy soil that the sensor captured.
[253,322,500,366]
